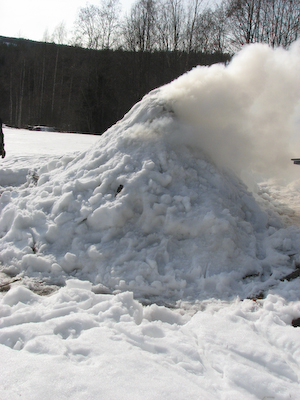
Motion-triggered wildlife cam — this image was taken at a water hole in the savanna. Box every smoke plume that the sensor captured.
[161,41,300,182]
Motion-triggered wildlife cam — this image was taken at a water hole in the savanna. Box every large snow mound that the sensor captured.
[1,42,300,302]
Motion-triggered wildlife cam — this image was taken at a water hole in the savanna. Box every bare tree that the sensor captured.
[262,0,300,47]
[225,0,263,47]
[185,0,203,53]
[211,2,231,53]
[17,59,26,128]
[73,1,121,49]
[225,0,300,49]
[74,4,102,49]
[42,29,51,43]
[168,0,185,50]
[183,0,230,54]
[122,0,157,51]
[52,21,68,45]
[99,0,122,49]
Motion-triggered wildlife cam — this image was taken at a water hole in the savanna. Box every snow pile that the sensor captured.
[1,43,300,302]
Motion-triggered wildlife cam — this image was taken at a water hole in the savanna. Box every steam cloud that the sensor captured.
[161,41,300,182]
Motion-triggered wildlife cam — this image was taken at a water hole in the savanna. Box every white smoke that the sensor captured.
[160,41,300,182]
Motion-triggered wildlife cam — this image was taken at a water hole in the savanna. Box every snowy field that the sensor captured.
[1,42,300,399]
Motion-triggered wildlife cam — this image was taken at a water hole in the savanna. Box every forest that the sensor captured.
[0,0,299,134]
[0,39,230,133]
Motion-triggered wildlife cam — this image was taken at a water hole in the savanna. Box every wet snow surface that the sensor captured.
[1,43,300,399]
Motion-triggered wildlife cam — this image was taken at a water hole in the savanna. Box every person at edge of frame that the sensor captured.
[0,118,6,158]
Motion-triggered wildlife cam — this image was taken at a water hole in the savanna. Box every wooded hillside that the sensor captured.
[0,37,230,133]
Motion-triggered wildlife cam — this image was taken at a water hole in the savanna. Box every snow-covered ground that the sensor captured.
[1,42,300,399]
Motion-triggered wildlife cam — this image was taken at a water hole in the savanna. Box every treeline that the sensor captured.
[70,0,300,53]
[0,38,230,133]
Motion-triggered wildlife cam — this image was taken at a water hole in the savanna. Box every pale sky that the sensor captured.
[0,0,134,42]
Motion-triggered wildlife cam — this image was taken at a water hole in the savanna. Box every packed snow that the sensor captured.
[1,42,300,399]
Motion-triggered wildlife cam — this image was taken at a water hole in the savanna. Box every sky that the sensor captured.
[0,0,221,43]
[0,0,134,42]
